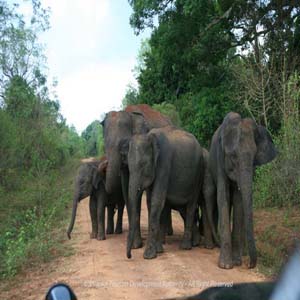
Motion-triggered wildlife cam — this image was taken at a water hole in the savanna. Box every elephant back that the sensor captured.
[125,104,172,129]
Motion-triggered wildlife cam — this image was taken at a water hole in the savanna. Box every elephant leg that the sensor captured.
[106,204,115,234]
[146,189,152,224]
[217,177,233,269]
[159,205,169,246]
[115,202,124,234]
[179,208,186,224]
[132,193,143,249]
[96,189,106,240]
[232,188,243,266]
[165,205,173,236]
[198,210,204,237]
[89,194,98,239]
[121,167,130,215]
[203,173,219,246]
[180,199,197,250]
[201,200,215,249]
[144,194,166,259]
[192,208,201,247]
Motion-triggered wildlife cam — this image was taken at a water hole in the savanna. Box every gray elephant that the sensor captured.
[67,157,124,240]
[101,104,173,248]
[121,126,205,259]
[168,148,218,250]
[208,112,277,269]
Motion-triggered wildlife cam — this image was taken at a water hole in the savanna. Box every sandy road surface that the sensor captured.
[0,197,265,300]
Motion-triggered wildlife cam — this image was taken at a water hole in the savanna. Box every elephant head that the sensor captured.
[67,160,103,239]
[220,112,277,267]
[101,111,149,194]
[119,133,159,258]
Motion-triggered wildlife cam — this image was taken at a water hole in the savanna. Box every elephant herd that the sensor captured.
[67,104,277,270]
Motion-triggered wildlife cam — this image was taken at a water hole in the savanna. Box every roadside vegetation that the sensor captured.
[0,1,103,279]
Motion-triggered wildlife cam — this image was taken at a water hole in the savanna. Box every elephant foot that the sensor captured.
[114,227,123,234]
[218,255,233,269]
[192,232,201,247]
[204,239,215,249]
[144,244,157,259]
[97,234,106,241]
[106,228,114,235]
[132,235,143,249]
[90,232,97,239]
[233,256,242,266]
[247,256,257,269]
[156,242,164,253]
[192,238,200,247]
[180,239,192,250]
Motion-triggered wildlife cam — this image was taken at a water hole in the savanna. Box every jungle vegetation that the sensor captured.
[0,0,101,278]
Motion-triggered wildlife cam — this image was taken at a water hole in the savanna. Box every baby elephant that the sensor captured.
[67,157,124,240]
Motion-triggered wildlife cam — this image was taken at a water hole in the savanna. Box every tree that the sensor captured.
[82,121,104,157]
[122,84,139,108]
[0,0,50,102]
[128,0,238,143]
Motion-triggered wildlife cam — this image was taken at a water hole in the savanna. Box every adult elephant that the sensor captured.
[121,126,205,259]
[101,104,173,248]
[209,112,277,269]
[67,157,124,240]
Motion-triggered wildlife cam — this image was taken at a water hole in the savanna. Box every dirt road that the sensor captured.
[0,197,264,300]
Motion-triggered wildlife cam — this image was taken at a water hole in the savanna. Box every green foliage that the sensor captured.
[254,74,300,208]
[122,84,140,108]
[152,102,181,126]
[0,160,79,278]
[175,86,239,145]
[81,120,104,157]
[128,0,300,144]
[0,1,85,191]
[0,1,86,279]
[254,128,300,208]
[127,0,239,144]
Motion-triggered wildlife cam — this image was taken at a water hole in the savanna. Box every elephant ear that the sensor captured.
[92,166,102,189]
[130,112,149,134]
[149,133,160,171]
[221,112,242,155]
[254,125,277,166]
[119,138,130,165]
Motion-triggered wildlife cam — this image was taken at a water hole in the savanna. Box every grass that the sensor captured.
[254,207,300,277]
[0,158,80,279]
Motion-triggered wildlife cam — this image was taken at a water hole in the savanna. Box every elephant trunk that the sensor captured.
[67,194,79,239]
[240,166,257,268]
[105,152,121,194]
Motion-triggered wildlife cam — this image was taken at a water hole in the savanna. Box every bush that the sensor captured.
[254,124,300,208]
[175,87,239,146]
[254,74,300,208]
[0,160,79,279]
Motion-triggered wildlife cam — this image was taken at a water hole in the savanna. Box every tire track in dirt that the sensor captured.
[0,196,265,300]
